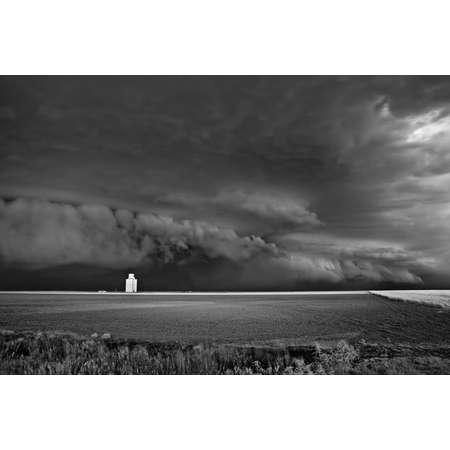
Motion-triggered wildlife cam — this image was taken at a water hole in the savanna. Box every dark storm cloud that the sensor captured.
[0,197,277,268]
[0,76,449,289]
[0,197,421,289]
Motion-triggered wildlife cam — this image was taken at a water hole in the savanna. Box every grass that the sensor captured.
[369,290,450,308]
[1,329,449,374]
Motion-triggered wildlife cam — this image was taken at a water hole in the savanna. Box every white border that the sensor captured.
[2,0,450,74]
[0,376,448,450]
[1,2,449,449]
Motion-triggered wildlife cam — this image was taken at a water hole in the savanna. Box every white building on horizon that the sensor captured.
[125,273,137,293]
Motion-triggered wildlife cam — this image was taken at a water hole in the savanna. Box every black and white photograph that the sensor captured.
[1,2,449,449]
[1,74,449,375]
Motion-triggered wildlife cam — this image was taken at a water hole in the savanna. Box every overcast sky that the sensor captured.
[1,76,449,290]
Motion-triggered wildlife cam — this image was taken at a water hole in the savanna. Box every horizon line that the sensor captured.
[0,289,446,296]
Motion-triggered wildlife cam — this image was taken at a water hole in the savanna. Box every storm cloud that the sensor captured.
[0,76,449,290]
[0,197,421,290]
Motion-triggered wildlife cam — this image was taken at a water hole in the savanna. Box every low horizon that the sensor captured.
[0,289,374,294]
[1,288,446,294]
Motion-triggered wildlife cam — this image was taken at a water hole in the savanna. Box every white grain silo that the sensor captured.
[125,273,137,293]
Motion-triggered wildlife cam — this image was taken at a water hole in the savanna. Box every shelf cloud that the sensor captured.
[0,197,422,289]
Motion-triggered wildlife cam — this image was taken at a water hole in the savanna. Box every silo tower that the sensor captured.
[125,273,137,293]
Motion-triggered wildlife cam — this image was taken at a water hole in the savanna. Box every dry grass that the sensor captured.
[370,290,450,308]
[0,329,448,374]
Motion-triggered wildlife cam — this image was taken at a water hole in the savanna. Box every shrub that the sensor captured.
[0,330,448,375]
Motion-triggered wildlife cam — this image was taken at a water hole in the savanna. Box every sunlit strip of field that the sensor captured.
[370,290,450,308]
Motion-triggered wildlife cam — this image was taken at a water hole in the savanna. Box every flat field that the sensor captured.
[0,291,448,345]
[370,290,450,308]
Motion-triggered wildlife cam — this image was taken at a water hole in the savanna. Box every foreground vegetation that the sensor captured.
[1,329,448,374]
